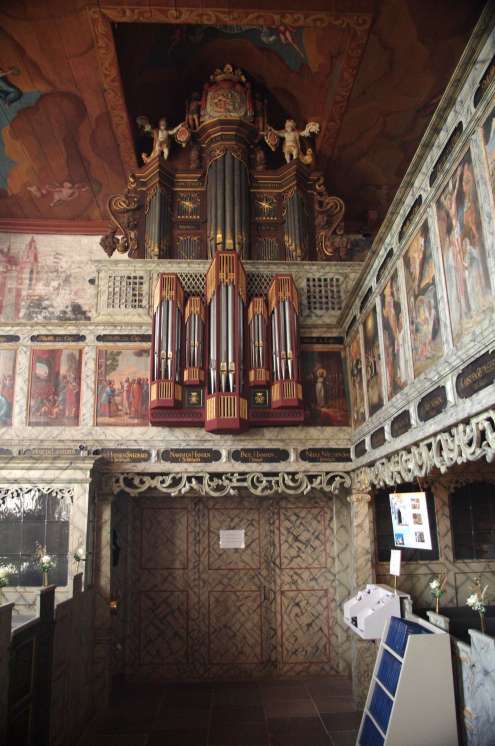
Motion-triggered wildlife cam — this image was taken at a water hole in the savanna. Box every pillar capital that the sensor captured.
[347,492,371,505]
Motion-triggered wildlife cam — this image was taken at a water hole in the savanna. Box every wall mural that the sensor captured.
[403,220,443,377]
[362,306,383,416]
[436,149,492,345]
[301,344,349,426]
[28,348,82,426]
[483,105,495,199]
[96,348,150,427]
[0,235,99,322]
[0,348,16,426]
[348,332,365,428]
[381,269,408,400]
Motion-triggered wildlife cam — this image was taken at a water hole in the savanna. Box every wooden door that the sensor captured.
[274,495,338,676]
[126,492,336,679]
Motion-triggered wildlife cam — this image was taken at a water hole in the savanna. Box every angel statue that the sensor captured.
[265,119,320,165]
[137,115,189,163]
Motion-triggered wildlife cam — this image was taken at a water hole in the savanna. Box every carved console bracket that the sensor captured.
[353,408,495,491]
[112,470,351,498]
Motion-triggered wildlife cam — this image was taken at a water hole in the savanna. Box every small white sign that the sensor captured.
[389,491,432,550]
[219,529,245,549]
[389,549,401,577]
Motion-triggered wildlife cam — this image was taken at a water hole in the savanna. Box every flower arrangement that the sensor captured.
[34,543,56,586]
[429,575,447,614]
[73,546,86,572]
[0,564,16,593]
[466,576,489,634]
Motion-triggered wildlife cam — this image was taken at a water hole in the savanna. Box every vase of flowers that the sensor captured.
[34,543,56,587]
[429,575,447,614]
[0,564,16,602]
[466,577,488,634]
[73,546,86,573]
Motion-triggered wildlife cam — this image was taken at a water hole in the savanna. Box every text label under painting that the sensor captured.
[96,334,152,343]
[456,351,495,399]
[231,448,290,464]
[22,447,81,457]
[161,448,222,464]
[0,335,20,343]
[31,334,86,343]
[299,448,351,463]
[93,448,152,463]
[417,386,447,422]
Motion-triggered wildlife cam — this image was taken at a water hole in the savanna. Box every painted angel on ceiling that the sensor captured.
[265,119,320,165]
[137,116,190,163]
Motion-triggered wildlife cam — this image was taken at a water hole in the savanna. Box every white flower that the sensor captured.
[41,555,51,564]
[430,579,440,590]
[466,594,478,607]
[74,546,85,561]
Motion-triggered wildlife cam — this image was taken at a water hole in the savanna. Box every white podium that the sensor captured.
[343,584,410,640]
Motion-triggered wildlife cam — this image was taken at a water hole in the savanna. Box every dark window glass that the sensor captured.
[0,490,70,587]
[374,483,440,562]
[451,483,495,560]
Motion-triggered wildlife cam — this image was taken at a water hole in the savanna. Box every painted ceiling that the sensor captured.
[0,0,486,238]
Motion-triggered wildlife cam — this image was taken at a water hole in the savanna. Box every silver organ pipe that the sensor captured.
[248,297,268,386]
[268,275,301,408]
[206,151,250,258]
[209,292,217,394]
[150,274,184,408]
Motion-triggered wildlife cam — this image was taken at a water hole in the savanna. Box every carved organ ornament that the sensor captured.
[101,65,346,433]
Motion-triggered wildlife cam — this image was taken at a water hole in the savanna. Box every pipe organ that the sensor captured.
[102,63,346,432]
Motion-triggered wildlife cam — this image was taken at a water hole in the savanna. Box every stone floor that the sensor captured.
[79,675,362,746]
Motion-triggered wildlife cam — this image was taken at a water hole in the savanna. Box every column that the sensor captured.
[93,490,112,710]
[348,491,377,706]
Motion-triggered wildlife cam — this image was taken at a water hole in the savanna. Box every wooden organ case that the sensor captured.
[102,64,345,434]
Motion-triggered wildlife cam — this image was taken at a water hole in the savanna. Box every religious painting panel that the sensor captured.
[301,343,349,426]
[0,234,100,322]
[95,347,150,426]
[482,105,495,200]
[348,332,366,427]
[362,305,383,416]
[436,148,492,345]
[0,349,16,426]
[380,270,408,400]
[28,348,82,426]
[403,221,443,376]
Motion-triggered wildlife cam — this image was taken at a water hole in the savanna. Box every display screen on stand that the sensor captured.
[389,491,432,550]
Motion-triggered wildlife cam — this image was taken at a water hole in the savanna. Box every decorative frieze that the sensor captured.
[112,470,351,498]
[353,408,495,491]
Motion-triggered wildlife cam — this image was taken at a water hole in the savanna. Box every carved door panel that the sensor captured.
[127,495,201,679]
[200,496,277,678]
[274,495,338,676]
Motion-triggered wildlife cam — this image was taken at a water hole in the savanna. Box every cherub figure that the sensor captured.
[266,119,319,164]
[137,116,184,162]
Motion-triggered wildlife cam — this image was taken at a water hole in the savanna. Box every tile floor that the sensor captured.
[80,675,362,746]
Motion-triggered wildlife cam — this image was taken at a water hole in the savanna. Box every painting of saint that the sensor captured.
[363,306,384,416]
[381,270,408,399]
[0,349,16,426]
[301,345,349,426]
[96,348,150,426]
[436,149,491,344]
[28,349,82,426]
[348,332,366,428]
[403,221,443,376]
[483,105,495,199]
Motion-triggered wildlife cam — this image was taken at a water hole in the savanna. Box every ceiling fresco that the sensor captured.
[0,0,486,237]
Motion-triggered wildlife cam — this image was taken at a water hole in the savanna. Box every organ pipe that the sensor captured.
[184,296,205,384]
[207,151,250,257]
[248,297,269,386]
[150,274,184,408]
[284,190,307,261]
[268,275,302,408]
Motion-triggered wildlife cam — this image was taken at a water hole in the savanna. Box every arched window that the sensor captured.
[374,483,440,562]
[451,482,495,560]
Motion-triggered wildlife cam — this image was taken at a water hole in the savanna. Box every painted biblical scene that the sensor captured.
[301,345,349,426]
[0,349,16,426]
[362,306,384,416]
[28,349,82,426]
[0,234,101,322]
[96,348,150,426]
[436,149,492,344]
[403,221,443,377]
[348,332,366,428]
[483,105,495,199]
[381,270,408,399]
